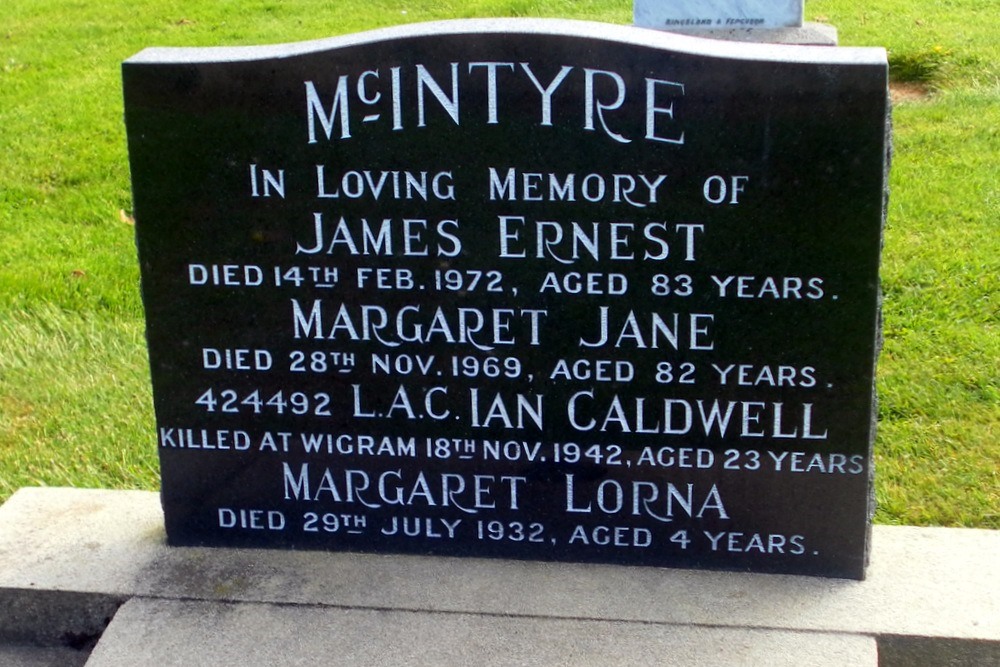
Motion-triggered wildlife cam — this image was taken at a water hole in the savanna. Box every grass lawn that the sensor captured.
[1,0,997,527]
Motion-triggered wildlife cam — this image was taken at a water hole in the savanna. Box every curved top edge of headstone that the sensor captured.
[124,18,886,66]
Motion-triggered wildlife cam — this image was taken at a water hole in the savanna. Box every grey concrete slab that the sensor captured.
[2,487,998,665]
[2,489,996,639]
[0,488,161,596]
[86,597,877,667]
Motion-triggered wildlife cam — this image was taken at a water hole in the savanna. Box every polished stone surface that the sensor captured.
[124,19,887,578]
[635,0,804,31]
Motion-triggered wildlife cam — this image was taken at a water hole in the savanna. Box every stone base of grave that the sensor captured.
[0,487,996,666]
[660,21,838,45]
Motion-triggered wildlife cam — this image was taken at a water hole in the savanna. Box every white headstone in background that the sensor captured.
[635,0,804,31]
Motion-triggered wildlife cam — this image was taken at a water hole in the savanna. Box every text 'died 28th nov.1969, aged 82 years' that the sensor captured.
[123,19,889,579]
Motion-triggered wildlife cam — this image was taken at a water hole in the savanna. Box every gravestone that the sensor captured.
[634,0,804,32]
[123,18,888,579]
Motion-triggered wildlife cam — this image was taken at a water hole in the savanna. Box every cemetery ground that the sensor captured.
[0,0,997,529]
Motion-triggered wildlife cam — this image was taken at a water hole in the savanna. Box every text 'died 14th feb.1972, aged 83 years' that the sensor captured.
[123,19,889,579]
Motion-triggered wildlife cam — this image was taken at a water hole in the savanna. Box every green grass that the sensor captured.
[1,0,997,527]
[0,307,156,493]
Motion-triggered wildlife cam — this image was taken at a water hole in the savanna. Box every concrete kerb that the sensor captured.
[85,598,880,667]
[0,487,997,665]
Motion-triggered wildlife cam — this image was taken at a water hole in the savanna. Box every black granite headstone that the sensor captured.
[124,19,888,579]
